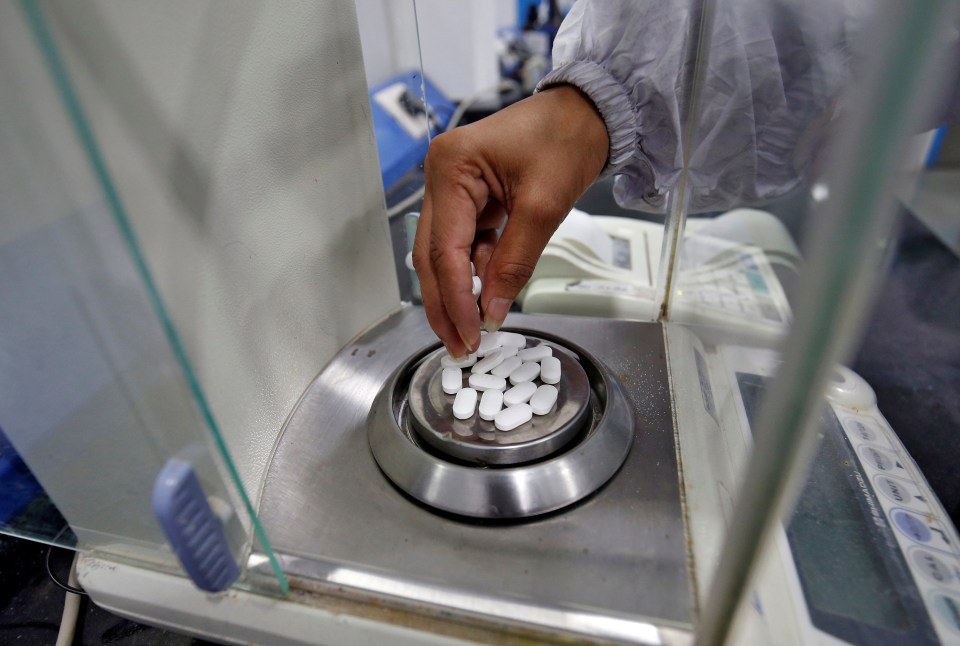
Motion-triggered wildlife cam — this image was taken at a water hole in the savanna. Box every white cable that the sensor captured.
[385,79,522,219]
[55,553,82,646]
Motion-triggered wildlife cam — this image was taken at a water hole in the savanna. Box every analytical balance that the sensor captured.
[1,1,958,645]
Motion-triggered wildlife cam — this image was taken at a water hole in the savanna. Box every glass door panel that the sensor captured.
[1,0,291,594]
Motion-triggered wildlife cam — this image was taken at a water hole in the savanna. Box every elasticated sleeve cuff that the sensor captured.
[536,60,638,177]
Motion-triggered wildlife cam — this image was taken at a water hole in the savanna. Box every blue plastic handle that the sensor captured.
[152,460,239,592]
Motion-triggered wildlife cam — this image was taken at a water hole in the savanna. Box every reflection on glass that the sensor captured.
[684,2,960,643]
[0,428,75,547]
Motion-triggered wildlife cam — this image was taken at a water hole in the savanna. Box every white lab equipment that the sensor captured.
[518,207,797,346]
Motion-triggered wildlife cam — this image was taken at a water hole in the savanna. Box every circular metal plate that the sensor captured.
[367,330,635,519]
[407,337,590,465]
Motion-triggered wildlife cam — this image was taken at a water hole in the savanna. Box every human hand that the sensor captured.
[412,85,609,357]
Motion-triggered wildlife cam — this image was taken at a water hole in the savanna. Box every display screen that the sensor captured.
[736,373,937,644]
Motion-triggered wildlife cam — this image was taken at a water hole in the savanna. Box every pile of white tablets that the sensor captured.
[439,331,562,432]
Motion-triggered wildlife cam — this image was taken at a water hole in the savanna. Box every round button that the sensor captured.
[894,510,932,543]
[844,417,883,444]
[875,475,915,505]
[859,445,895,472]
[911,548,954,585]
[930,591,960,634]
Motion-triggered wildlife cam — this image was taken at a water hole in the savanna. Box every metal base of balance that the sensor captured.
[255,307,693,642]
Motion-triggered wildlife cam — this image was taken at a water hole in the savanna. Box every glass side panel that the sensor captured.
[656,1,960,643]
[0,0,301,593]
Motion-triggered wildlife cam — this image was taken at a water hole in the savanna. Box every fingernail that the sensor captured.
[483,298,511,332]
[460,330,480,353]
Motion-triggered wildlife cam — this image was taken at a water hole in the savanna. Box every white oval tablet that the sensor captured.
[478,389,503,421]
[495,404,533,431]
[471,275,482,299]
[530,384,558,415]
[540,356,561,384]
[491,356,522,378]
[503,381,537,407]
[452,388,478,419]
[476,331,503,357]
[499,344,519,358]
[499,332,526,348]
[468,373,507,392]
[518,345,552,362]
[441,352,478,369]
[508,361,541,385]
[441,368,463,394]
[471,349,505,374]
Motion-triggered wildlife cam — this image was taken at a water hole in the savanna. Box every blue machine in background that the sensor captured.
[368,71,454,191]
[0,427,43,525]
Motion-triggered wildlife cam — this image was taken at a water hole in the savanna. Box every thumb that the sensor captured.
[479,202,564,330]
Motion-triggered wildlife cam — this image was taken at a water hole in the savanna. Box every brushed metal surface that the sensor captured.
[257,306,692,636]
[370,336,632,518]
[406,337,591,465]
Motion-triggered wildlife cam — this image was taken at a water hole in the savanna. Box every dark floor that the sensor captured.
[1,205,957,645]
[0,536,214,645]
[852,212,960,526]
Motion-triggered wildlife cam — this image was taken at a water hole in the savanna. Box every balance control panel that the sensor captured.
[835,407,960,643]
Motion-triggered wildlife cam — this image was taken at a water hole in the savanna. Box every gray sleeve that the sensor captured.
[537,0,875,214]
